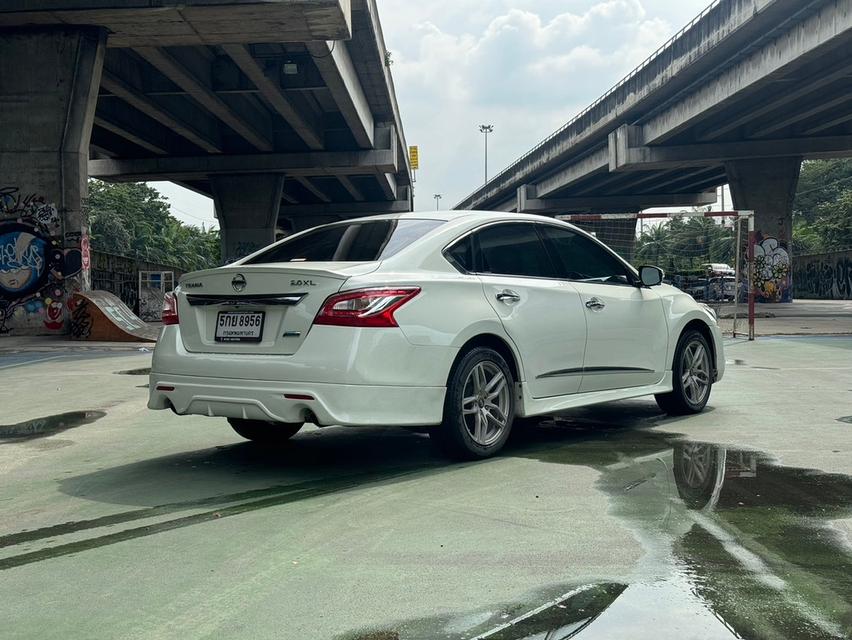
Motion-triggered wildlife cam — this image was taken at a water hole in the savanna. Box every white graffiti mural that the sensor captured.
[752,235,791,303]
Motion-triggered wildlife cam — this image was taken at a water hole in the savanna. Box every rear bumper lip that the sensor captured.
[148,373,446,427]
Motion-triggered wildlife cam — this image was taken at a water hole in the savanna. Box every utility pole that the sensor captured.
[433,193,442,210]
[479,124,494,184]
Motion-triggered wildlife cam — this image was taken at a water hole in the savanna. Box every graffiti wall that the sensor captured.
[750,233,792,303]
[0,186,86,335]
[793,250,852,300]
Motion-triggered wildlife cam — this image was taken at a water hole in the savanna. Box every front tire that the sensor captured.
[430,347,515,460]
[655,329,713,415]
[228,418,303,443]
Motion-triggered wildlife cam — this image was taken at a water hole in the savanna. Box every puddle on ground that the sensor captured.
[114,367,151,376]
[0,411,106,442]
[341,418,852,640]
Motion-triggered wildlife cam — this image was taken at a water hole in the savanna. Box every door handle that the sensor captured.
[496,290,521,303]
[585,297,606,310]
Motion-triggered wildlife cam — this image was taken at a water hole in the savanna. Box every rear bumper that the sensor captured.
[148,373,446,426]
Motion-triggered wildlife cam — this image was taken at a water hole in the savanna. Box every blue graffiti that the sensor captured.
[0,230,47,295]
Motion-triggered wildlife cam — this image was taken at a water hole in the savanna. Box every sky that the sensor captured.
[156,0,719,227]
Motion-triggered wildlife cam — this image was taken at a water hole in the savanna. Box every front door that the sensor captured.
[538,224,668,393]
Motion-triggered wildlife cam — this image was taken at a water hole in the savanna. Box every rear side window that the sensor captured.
[475,223,554,278]
[244,219,444,264]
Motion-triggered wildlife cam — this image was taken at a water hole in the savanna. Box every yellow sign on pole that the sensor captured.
[408,145,419,170]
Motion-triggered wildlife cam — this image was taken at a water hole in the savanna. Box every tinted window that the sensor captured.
[445,235,475,272]
[245,219,444,264]
[539,225,633,285]
[475,223,554,278]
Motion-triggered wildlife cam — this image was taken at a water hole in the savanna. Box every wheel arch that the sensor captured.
[678,319,717,374]
[447,333,522,386]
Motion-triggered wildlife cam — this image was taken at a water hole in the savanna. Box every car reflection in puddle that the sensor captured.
[343,421,852,640]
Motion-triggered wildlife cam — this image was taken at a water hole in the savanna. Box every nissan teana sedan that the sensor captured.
[148,212,724,459]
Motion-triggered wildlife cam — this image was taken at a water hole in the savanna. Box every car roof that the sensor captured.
[335,210,567,224]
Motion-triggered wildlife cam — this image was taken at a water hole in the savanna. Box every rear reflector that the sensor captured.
[314,287,420,327]
[284,393,314,400]
[156,385,175,391]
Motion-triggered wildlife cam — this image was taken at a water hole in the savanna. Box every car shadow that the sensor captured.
[0,401,715,572]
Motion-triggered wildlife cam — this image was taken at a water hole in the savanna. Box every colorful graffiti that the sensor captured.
[794,250,852,300]
[0,186,85,334]
[750,234,792,303]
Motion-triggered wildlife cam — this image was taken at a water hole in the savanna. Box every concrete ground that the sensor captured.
[0,337,851,639]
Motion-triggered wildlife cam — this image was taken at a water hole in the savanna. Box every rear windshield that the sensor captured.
[243,219,445,264]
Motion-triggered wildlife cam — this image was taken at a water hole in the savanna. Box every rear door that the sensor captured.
[452,222,587,399]
[538,224,668,393]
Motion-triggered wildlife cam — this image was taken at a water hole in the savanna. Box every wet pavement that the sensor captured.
[0,336,851,639]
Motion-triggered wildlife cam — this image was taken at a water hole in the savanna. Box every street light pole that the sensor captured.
[478,124,493,184]
[433,193,442,210]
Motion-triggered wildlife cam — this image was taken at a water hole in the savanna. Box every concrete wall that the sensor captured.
[794,250,852,300]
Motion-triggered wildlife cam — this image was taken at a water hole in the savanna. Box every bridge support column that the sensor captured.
[725,157,801,303]
[211,174,285,264]
[0,27,106,336]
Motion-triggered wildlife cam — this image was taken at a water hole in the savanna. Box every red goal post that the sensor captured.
[555,210,757,340]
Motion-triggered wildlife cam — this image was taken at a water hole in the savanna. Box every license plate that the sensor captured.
[215,311,265,342]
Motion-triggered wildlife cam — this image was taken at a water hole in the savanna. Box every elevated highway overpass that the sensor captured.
[456,0,852,302]
[0,0,411,334]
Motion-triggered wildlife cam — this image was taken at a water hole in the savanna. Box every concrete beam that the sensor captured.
[641,1,852,144]
[306,40,374,148]
[609,125,852,171]
[0,2,353,47]
[517,184,716,213]
[135,46,272,152]
[89,148,398,182]
[93,115,167,155]
[100,71,222,153]
[698,57,852,141]
[294,176,331,203]
[222,44,323,151]
[749,94,852,138]
[337,175,365,201]
[534,147,609,199]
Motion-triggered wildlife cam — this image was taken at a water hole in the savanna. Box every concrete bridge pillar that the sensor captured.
[725,157,802,303]
[211,174,285,264]
[0,27,106,335]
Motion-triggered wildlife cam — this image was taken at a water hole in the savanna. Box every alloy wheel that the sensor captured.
[681,340,711,405]
[461,361,510,446]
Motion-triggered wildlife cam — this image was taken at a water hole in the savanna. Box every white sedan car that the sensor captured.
[149,212,724,459]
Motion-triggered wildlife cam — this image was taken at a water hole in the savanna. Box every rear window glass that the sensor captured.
[244,219,444,264]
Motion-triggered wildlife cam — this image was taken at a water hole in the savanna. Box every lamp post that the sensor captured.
[433,193,442,210]
[479,124,494,184]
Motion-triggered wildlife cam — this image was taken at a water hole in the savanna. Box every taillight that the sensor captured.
[314,287,420,327]
[162,291,179,325]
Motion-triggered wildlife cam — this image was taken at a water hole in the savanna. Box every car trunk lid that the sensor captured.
[176,262,378,355]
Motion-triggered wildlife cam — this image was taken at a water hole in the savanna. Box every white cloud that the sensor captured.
[379,0,711,208]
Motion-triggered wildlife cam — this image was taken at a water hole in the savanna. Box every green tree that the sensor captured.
[87,180,220,270]
[793,159,852,253]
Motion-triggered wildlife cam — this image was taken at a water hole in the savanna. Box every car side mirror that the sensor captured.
[639,265,664,287]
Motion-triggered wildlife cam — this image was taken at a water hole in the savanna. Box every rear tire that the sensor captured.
[655,329,713,415]
[430,347,515,460]
[228,418,303,443]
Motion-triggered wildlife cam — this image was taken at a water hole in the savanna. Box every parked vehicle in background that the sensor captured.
[148,212,724,459]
